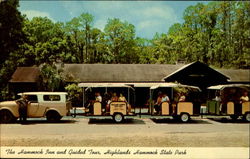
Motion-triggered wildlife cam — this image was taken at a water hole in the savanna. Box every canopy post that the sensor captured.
[128,87,130,104]
[149,89,152,115]
[171,87,174,100]
[82,87,85,107]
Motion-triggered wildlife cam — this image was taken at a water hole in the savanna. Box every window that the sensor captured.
[27,95,38,103]
[43,95,61,101]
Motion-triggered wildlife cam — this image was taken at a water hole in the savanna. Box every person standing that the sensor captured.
[16,95,30,123]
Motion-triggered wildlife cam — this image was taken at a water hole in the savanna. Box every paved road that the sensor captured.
[1,117,249,147]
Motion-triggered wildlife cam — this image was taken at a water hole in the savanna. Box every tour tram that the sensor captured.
[206,84,250,121]
[77,82,201,123]
[149,83,201,122]
[78,83,137,123]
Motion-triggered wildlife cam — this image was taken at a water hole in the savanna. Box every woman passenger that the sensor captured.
[118,93,127,102]
[154,92,163,114]
[111,93,118,102]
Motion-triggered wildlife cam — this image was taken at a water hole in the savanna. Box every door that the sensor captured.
[27,95,40,117]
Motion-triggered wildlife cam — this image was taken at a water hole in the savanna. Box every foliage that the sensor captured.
[40,63,62,91]
[65,83,83,107]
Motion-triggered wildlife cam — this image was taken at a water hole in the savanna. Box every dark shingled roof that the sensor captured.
[62,64,184,82]
[9,64,249,83]
[9,67,40,83]
[217,69,250,82]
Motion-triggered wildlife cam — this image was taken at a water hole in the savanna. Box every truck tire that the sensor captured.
[180,113,190,123]
[0,110,15,123]
[244,113,250,122]
[113,113,124,123]
[46,111,62,122]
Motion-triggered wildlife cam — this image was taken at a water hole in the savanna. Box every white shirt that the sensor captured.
[161,96,169,102]
[96,96,102,102]
[240,96,249,102]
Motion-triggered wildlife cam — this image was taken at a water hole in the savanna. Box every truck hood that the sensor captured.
[0,101,17,107]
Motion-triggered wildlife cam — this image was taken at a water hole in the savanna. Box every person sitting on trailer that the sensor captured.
[103,92,110,112]
[154,92,163,114]
[161,93,170,103]
[213,91,223,113]
[95,92,102,102]
[111,92,119,102]
[214,91,222,102]
[118,93,127,102]
[240,91,249,103]
[179,92,186,102]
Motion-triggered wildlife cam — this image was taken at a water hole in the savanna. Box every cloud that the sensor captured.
[60,1,181,38]
[21,10,55,21]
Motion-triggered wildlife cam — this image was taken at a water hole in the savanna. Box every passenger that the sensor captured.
[161,93,170,103]
[214,91,223,113]
[95,92,102,102]
[154,92,163,114]
[103,92,111,113]
[179,92,186,102]
[118,93,127,102]
[103,93,110,104]
[214,91,221,102]
[16,95,30,123]
[240,91,249,103]
[111,93,118,102]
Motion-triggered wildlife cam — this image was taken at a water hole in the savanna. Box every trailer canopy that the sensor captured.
[150,83,201,91]
[207,84,250,90]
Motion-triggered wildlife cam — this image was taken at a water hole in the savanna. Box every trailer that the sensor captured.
[205,84,250,121]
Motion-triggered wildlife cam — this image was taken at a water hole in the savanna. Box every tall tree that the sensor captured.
[104,18,138,63]
[0,0,25,100]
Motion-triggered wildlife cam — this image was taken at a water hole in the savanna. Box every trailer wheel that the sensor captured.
[46,111,62,122]
[0,110,15,123]
[113,113,124,123]
[230,115,238,121]
[180,113,190,123]
[244,113,250,122]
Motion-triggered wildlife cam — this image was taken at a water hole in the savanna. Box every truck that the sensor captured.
[0,92,71,123]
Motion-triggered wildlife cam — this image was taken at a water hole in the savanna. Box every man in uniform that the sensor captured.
[16,95,30,123]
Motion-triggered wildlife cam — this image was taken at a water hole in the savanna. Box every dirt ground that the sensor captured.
[1,117,249,147]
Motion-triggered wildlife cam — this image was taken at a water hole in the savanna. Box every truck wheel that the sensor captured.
[180,113,190,123]
[113,113,124,123]
[46,111,62,122]
[230,115,238,121]
[244,113,250,122]
[0,110,15,123]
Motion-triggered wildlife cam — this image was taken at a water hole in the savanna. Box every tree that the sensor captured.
[0,0,25,66]
[104,18,138,63]
[0,0,26,101]
[65,83,83,107]
[40,63,62,91]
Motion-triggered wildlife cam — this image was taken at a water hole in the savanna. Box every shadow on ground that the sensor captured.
[1,119,78,125]
[88,119,145,125]
[151,118,212,124]
[207,118,250,124]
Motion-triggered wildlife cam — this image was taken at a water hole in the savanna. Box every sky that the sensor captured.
[19,1,207,39]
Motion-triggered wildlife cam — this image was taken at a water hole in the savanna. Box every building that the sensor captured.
[9,61,250,94]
